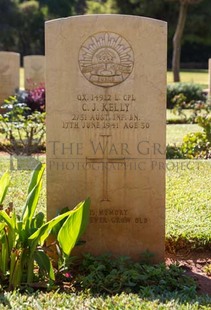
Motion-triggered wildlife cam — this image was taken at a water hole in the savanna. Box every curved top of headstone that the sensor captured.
[24,55,45,59]
[46,14,167,26]
[45,14,167,89]
[0,51,20,57]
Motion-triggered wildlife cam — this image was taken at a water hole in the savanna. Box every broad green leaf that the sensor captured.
[11,211,17,229]
[51,206,70,236]
[34,250,55,281]
[0,210,15,230]
[32,212,45,229]
[57,198,90,256]
[22,183,40,223]
[0,171,10,204]
[29,211,72,249]
[21,163,45,224]
[77,198,90,238]
[16,221,27,243]
[0,222,6,232]
[27,162,45,195]
[29,199,90,255]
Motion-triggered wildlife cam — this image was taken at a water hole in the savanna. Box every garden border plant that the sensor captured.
[0,85,46,156]
[0,163,90,290]
[167,97,211,159]
[167,82,206,109]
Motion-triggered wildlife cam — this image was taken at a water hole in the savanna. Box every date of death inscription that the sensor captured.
[62,93,150,130]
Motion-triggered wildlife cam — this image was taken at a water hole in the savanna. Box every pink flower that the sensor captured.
[64,272,72,278]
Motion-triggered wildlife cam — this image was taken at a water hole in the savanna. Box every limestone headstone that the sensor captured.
[0,52,20,104]
[46,15,167,262]
[24,55,45,89]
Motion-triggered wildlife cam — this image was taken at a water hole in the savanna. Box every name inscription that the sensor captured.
[63,93,149,130]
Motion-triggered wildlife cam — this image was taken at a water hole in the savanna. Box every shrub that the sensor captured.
[166,144,184,159]
[180,132,211,159]
[75,253,197,297]
[167,83,206,109]
[197,114,211,142]
[0,164,90,290]
[16,84,45,113]
[0,95,45,155]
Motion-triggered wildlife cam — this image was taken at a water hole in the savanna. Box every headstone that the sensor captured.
[208,58,211,98]
[46,15,167,262]
[0,52,20,104]
[24,55,45,89]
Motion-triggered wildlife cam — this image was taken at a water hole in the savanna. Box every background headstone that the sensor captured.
[24,55,45,89]
[46,15,167,262]
[0,51,20,105]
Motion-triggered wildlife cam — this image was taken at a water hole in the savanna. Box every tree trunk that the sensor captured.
[172,1,189,82]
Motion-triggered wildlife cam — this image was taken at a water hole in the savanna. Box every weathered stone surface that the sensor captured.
[0,52,20,104]
[46,15,167,262]
[24,55,45,89]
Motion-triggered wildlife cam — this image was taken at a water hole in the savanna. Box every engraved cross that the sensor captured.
[86,135,126,201]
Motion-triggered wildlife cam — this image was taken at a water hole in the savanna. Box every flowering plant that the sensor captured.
[16,82,45,113]
[0,84,46,155]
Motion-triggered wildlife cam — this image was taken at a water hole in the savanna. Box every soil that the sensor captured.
[166,250,211,296]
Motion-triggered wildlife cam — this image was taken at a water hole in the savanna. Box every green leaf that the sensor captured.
[51,206,70,236]
[32,212,45,229]
[0,171,10,204]
[21,163,45,225]
[34,250,55,281]
[0,210,15,230]
[57,198,90,256]
[0,222,6,232]
[29,200,89,250]
[29,212,72,247]
[27,162,44,195]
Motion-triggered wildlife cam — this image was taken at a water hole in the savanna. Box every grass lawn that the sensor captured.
[20,68,24,89]
[1,156,210,251]
[167,108,206,146]
[166,160,211,250]
[1,290,211,309]
[1,63,209,309]
[167,69,208,87]
[166,123,203,145]
[166,109,197,122]
[0,154,211,308]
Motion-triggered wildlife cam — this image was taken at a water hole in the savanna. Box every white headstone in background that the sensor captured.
[0,52,20,104]
[24,55,45,89]
[46,15,167,262]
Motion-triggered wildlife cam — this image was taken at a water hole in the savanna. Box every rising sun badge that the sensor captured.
[78,32,134,87]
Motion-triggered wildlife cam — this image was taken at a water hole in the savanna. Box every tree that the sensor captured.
[17,1,45,56]
[86,0,118,14]
[172,0,204,82]
[0,0,19,51]
[38,0,77,17]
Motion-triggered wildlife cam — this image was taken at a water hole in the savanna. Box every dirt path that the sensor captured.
[166,250,211,296]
